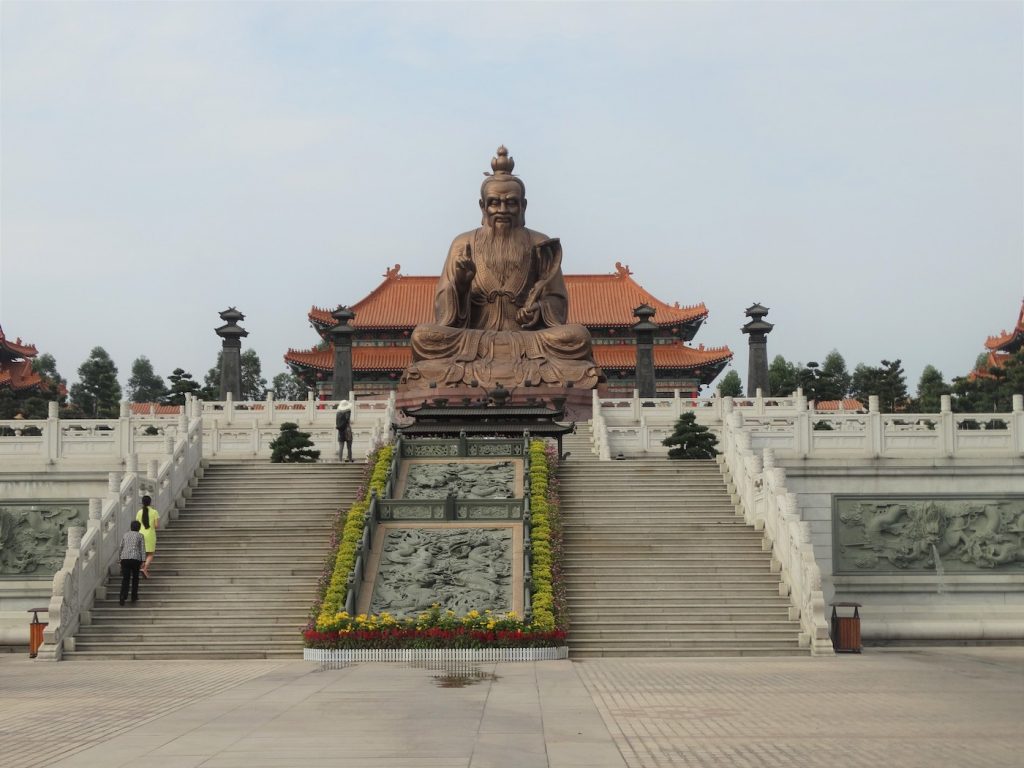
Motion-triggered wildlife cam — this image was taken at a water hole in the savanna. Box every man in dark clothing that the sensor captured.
[336,400,354,462]
[119,520,146,605]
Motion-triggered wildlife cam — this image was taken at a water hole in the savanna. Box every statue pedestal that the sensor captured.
[396,384,593,422]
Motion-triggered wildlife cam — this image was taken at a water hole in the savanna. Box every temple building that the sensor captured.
[0,325,45,395]
[974,299,1024,377]
[285,263,732,398]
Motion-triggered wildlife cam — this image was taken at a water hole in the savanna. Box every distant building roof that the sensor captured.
[286,342,732,375]
[983,299,1024,354]
[308,262,710,331]
[0,325,43,392]
[814,399,867,412]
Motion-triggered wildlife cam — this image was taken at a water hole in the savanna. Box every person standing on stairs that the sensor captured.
[336,400,354,462]
[136,495,160,578]
[118,520,146,605]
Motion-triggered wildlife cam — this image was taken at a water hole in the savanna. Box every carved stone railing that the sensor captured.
[35,415,203,661]
[0,394,393,466]
[590,391,1024,460]
[718,404,833,655]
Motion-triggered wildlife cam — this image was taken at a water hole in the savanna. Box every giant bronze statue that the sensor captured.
[404,147,601,391]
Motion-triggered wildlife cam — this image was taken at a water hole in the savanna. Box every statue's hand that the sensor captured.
[516,302,540,326]
[454,243,475,288]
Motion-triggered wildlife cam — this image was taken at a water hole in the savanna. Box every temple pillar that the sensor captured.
[741,303,774,397]
[327,306,356,401]
[632,303,658,399]
[214,308,248,401]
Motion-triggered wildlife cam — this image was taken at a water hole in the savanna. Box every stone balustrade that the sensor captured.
[0,392,396,468]
[718,410,833,655]
[35,416,204,660]
[593,391,1024,460]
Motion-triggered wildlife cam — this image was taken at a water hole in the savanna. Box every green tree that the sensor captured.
[914,365,949,412]
[69,347,122,418]
[204,349,268,401]
[953,350,1024,412]
[717,370,743,397]
[163,368,202,406]
[272,371,306,401]
[768,355,799,397]
[819,350,851,401]
[661,412,718,459]
[798,361,823,401]
[32,353,66,395]
[851,359,908,412]
[269,422,320,463]
[126,356,169,403]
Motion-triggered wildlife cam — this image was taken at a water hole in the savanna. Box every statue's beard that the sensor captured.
[478,225,532,286]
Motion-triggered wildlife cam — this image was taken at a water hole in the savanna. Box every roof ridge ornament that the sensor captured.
[614,262,632,277]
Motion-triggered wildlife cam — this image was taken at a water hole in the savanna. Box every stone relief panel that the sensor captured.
[834,496,1024,573]
[369,528,512,618]
[0,503,87,576]
[403,462,515,500]
[402,443,460,458]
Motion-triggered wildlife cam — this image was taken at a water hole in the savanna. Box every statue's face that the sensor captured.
[480,180,525,231]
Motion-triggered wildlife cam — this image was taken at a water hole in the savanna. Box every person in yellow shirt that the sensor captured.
[135,495,160,578]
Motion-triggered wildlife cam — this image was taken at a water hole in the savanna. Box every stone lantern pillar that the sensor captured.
[741,303,774,397]
[327,306,356,401]
[214,307,248,401]
[633,303,658,399]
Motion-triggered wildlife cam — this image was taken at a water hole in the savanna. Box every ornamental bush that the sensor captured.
[269,422,320,463]
[661,411,718,459]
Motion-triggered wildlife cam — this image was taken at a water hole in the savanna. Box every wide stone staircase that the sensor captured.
[559,426,805,657]
[66,461,362,660]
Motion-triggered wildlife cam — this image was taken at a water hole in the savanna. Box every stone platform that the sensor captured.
[396,384,593,422]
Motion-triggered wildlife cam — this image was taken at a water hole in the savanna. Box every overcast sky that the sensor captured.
[2,1,1022,396]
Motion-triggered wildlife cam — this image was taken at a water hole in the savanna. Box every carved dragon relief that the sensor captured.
[834,496,1024,573]
[369,528,512,618]
[0,504,87,576]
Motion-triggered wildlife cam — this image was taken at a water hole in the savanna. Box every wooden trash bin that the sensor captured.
[28,608,48,658]
[830,602,862,653]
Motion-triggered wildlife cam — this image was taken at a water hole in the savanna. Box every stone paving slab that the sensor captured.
[0,648,1021,767]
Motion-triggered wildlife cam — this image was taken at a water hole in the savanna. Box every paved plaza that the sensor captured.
[0,647,1021,768]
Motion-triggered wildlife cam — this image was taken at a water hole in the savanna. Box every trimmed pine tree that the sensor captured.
[269,422,321,463]
[662,412,718,459]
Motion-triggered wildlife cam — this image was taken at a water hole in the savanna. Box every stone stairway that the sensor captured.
[66,461,363,660]
[559,431,805,657]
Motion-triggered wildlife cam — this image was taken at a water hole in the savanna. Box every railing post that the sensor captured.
[266,391,275,425]
[46,401,61,462]
[868,395,882,458]
[631,389,640,421]
[939,394,955,457]
[118,401,132,460]
[225,392,234,426]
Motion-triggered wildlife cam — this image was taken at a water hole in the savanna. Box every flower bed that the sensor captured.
[311,444,393,628]
[304,439,566,652]
[307,607,565,649]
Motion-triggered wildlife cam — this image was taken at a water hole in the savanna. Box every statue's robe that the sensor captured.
[405,227,601,389]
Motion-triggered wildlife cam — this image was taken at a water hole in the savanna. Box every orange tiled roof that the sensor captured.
[0,359,43,392]
[129,403,183,415]
[814,399,867,412]
[984,299,1024,351]
[286,342,732,373]
[310,263,708,330]
[593,342,732,370]
[0,325,39,360]
[286,346,415,372]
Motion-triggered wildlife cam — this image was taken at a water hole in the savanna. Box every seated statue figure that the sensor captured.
[404,147,601,390]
